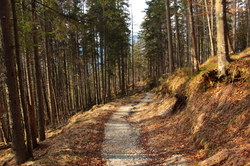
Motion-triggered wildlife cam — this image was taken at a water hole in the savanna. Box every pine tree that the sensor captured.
[0,0,29,164]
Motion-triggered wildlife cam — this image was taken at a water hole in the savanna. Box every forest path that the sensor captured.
[101,93,153,166]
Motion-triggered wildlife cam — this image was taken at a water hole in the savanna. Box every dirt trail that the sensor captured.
[102,93,153,166]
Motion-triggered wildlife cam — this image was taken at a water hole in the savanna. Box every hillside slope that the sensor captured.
[129,48,250,165]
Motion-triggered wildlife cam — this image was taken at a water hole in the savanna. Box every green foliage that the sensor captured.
[19,20,32,33]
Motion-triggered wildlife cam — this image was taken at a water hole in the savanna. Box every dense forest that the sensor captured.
[0,0,249,164]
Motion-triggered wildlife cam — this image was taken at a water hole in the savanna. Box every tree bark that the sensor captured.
[215,0,230,76]
[165,0,174,73]
[232,0,237,51]
[174,0,181,67]
[11,0,33,156]
[247,0,250,46]
[131,8,135,89]
[32,0,46,141]
[188,0,199,72]
[204,0,215,57]
[0,0,29,163]
[0,100,7,144]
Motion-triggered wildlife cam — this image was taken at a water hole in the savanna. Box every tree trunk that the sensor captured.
[2,89,12,143]
[165,0,174,73]
[0,0,29,164]
[232,0,237,51]
[43,2,55,128]
[32,0,46,141]
[11,0,33,156]
[20,0,38,147]
[188,0,199,72]
[0,100,7,144]
[25,47,38,148]
[247,0,250,46]
[223,1,234,58]
[121,51,126,95]
[186,9,191,66]
[174,0,181,67]
[215,0,230,76]
[131,8,135,89]
[204,0,215,57]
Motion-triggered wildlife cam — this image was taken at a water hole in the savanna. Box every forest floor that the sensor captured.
[0,92,147,166]
[128,48,250,166]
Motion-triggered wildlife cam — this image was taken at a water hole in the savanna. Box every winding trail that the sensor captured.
[102,93,153,166]
[102,93,187,166]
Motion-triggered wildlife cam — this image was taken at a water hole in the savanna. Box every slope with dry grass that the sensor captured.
[129,48,250,165]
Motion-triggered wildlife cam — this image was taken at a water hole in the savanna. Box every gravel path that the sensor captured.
[102,93,153,166]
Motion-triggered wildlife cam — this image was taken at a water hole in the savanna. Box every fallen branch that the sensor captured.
[0,144,11,150]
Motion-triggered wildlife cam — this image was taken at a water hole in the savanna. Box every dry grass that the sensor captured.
[129,48,250,165]
[0,148,14,166]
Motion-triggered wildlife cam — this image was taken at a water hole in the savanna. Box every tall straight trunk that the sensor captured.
[63,45,71,115]
[247,0,250,46]
[223,1,234,57]
[32,0,46,141]
[204,0,215,56]
[114,71,117,96]
[0,118,4,143]
[232,0,237,51]
[118,55,122,93]
[25,47,38,148]
[11,0,33,156]
[211,0,216,55]
[195,4,200,63]
[94,31,100,104]
[100,34,105,103]
[0,0,29,164]
[165,0,174,72]
[0,97,8,144]
[21,0,38,148]
[47,37,57,127]
[87,67,91,106]
[201,10,206,62]
[0,101,3,144]
[91,32,98,104]
[211,0,214,36]
[95,50,100,104]
[186,8,191,66]
[121,50,126,95]
[104,30,108,102]
[1,88,12,143]
[131,8,135,89]
[107,56,111,101]
[92,52,97,104]
[174,0,181,67]
[188,0,199,72]
[42,1,55,128]
[216,0,230,76]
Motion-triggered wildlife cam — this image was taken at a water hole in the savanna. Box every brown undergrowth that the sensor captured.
[129,48,250,165]
[0,93,145,166]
